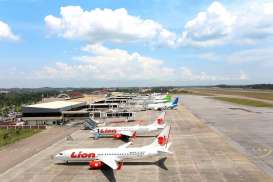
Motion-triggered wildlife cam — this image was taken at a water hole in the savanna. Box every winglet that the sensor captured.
[131,131,137,142]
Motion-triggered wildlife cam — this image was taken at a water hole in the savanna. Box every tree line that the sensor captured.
[0,90,59,117]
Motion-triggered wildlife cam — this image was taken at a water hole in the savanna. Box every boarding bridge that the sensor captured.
[83,117,97,130]
[106,111,135,118]
[89,111,135,120]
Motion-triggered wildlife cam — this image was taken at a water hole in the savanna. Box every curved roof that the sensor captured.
[27,101,85,109]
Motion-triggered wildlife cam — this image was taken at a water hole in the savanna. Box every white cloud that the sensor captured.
[44,2,273,48]
[44,2,273,49]
[179,1,235,47]
[33,44,244,85]
[0,20,19,41]
[231,2,273,44]
[179,1,273,47]
[226,47,273,65]
[45,6,177,47]
[239,71,248,80]
[35,44,175,81]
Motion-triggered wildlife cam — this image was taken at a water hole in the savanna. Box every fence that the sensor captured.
[0,125,46,129]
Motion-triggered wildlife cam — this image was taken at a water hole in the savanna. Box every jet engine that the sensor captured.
[113,133,123,139]
[89,160,103,169]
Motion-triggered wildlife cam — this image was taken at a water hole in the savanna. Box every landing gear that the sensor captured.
[117,162,123,170]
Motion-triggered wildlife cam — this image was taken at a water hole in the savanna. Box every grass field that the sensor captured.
[0,128,42,148]
[189,88,273,101]
[213,97,273,107]
[171,89,214,96]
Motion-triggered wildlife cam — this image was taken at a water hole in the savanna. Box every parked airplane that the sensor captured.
[90,112,166,139]
[145,95,172,104]
[132,94,171,104]
[147,97,179,111]
[54,125,172,170]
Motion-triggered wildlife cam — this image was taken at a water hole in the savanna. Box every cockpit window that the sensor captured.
[59,153,63,155]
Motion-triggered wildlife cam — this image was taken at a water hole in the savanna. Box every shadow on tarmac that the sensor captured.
[56,162,117,182]
[89,135,156,143]
[56,157,168,182]
[123,157,168,170]
[99,157,168,182]
[56,162,87,166]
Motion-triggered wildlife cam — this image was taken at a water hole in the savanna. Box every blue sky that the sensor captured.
[0,0,272,88]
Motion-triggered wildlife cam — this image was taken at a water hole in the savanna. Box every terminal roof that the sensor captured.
[27,101,85,109]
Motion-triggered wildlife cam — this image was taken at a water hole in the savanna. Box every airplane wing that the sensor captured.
[118,141,133,149]
[97,156,120,169]
[118,130,136,137]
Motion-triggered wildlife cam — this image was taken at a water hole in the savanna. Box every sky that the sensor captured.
[0,0,273,88]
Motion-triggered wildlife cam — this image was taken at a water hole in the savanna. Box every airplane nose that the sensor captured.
[54,154,65,163]
[54,154,60,160]
[54,155,59,162]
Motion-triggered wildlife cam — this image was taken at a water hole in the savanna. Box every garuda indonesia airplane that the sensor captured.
[147,97,179,111]
[145,94,172,104]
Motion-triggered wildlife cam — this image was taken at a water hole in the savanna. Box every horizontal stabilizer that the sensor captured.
[158,143,173,154]
[118,141,133,149]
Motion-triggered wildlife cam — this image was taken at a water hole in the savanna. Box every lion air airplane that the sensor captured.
[90,112,166,140]
[54,125,172,170]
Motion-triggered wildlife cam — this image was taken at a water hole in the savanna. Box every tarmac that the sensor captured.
[0,100,272,182]
[182,94,273,179]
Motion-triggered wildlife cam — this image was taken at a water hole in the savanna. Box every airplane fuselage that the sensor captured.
[93,125,158,136]
[147,103,173,110]
[147,97,178,110]
[55,147,160,163]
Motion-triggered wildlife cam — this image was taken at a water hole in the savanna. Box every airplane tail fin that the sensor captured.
[170,97,179,108]
[172,97,179,105]
[90,127,100,139]
[149,124,171,148]
[158,142,173,154]
[164,95,172,102]
[151,111,166,128]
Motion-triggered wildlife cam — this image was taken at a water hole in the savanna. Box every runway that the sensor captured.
[0,100,272,182]
[182,94,273,179]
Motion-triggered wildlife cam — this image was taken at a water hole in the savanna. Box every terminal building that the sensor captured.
[89,103,119,111]
[89,111,136,120]
[94,99,128,104]
[22,101,88,125]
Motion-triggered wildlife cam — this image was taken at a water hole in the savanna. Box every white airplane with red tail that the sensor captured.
[90,112,166,140]
[54,125,172,170]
